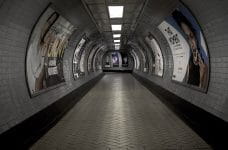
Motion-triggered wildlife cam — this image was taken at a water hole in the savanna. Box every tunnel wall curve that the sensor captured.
[0,0,103,138]
[134,0,228,122]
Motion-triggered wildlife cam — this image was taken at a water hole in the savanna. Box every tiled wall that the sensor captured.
[0,0,102,134]
[134,0,228,122]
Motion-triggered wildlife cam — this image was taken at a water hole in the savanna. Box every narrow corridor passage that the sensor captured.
[31,73,211,150]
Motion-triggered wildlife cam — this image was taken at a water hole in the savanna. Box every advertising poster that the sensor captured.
[140,45,149,73]
[94,53,101,71]
[112,52,119,67]
[121,53,128,67]
[87,45,99,73]
[104,54,111,68]
[79,50,86,73]
[158,3,209,90]
[73,38,86,79]
[95,51,103,70]
[131,50,140,70]
[145,36,164,76]
[26,6,74,95]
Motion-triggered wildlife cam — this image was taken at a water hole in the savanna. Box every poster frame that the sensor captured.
[72,34,87,80]
[160,1,210,93]
[145,33,165,78]
[25,3,73,97]
[121,52,129,68]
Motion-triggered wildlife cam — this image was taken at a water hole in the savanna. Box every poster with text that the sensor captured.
[158,3,209,90]
[145,36,164,76]
[26,6,74,95]
[73,38,86,79]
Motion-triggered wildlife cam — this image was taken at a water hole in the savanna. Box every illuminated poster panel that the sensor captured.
[121,53,128,67]
[145,36,164,76]
[79,50,86,73]
[104,54,111,68]
[131,50,140,70]
[96,51,103,70]
[26,5,74,96]
[73,38,86,79]
[158,3,209,90]
[94,51,102,71]
[112,52,119,67]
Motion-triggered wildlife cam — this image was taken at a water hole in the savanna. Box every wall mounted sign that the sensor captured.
[145,36,164,77]
[26,5,74,96]
[73,37,86,79]
[158,3,209,91]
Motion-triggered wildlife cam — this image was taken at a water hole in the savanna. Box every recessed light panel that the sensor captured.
[111,25,122,31]
[113,34,121,38]
[114,39,120,43]
[108,6,124,18]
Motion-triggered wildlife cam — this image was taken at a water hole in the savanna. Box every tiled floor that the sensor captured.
[30,73,211,150]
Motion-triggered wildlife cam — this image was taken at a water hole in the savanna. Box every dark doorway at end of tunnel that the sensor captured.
[102,51,134,73]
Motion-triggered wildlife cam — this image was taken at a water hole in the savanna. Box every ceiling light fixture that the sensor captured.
[108,6,124,18]
[113,34,121,38]
[114,40,120,43]
[111,24,122,31]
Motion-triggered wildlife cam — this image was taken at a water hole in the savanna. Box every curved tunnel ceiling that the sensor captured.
[82,0,147,50]
[1,0,228,149]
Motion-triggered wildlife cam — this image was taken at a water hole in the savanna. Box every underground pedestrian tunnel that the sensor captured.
[0,0,228,149]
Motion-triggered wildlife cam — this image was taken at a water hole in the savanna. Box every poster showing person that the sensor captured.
[158,3,209,90]
[26,6,74,96]
[121,53,128,67]
[145,35,164,76]
[112,52,119,67]
[73,38,86,79]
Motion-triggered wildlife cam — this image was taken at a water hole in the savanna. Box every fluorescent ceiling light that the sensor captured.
[111,24,122,31]
[113,34,121,38]
[115,43,120,46]
[108,6,124,18]
[114,40,120,43]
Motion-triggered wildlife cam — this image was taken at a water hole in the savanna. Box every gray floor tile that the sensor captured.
[30,73,211,150]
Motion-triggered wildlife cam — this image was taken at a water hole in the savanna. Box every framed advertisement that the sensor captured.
[104,54,111,68]
[87,44,98,73]
[79,49,86,74]
[72,35,87,79]
[93,50,103,71]
[145,34,164,77]
[121,53,129,67]
[158,2,210,92]
[131,50,140,70]
[112,52,119,67]
[26,4,74,97]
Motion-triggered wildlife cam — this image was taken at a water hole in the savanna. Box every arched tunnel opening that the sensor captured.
[0,0,227,149]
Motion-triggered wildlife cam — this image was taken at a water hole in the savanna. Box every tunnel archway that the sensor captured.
[0,0,228,149]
